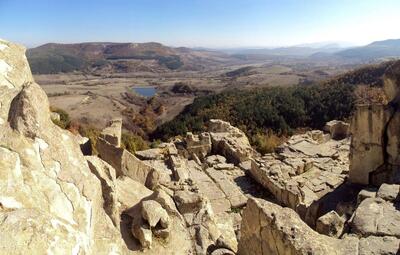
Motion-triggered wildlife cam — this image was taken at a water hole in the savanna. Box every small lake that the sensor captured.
[132,87,156,97]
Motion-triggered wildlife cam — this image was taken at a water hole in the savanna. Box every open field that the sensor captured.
[36,60,357,135]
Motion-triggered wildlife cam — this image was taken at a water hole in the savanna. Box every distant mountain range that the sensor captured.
[335,39,400,60]
[27,39,400,74]
[221,39,400,60]
[219,44,344,57]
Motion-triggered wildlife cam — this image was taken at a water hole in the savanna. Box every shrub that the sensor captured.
[50,107,71,129]
[251,132,283,154]
[152,83,356,152]
[79,126,101,155]
[121,132,149,154]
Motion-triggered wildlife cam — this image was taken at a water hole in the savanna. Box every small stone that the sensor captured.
[174,190,204,214]
[214,163,235,170]
[141,200,169,228]
[357,188,377,205]
[316,210,345,238]
[377,183,399,202]
[132,221,152,249]
[153,227,170,239]
[211,248,235,255]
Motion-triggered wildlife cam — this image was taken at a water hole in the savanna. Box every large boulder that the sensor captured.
[99,118,122,147]
[208,119,254,165]
[323,120,350,140]
[126,194,193,254]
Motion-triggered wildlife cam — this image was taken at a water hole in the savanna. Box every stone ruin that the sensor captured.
[1,38,400,255]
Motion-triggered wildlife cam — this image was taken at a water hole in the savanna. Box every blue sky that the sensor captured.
[1,0,399,48]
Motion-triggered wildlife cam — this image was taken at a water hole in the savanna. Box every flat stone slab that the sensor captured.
[352,198,400,238]
[205,168,248,208]
[189,168,231,213]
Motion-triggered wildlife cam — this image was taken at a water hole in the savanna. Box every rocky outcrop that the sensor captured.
[99,118,122,147]
[208,119,254,165]
[96,124,157,187]
[349,61,400,185]
[349,104,389,184]
[238,198,400,255]
[185,132,212,160]
[0,39,127,254]
[247,129,350,225]
[323,120,350,140]
[238,198,357,255]
[351,184,400,239]
[7,37,400,254]
[0,39,196,254]
[132,121,264,254]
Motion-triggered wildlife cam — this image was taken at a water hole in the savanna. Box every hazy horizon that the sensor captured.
[1,0,399,48]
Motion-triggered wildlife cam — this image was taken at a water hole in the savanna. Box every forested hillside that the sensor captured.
[152,83,355,152]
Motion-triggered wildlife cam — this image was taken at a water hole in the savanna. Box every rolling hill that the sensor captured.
[27,42,238,74]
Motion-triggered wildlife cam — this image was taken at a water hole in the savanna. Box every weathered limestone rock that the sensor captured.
[358,236,400,255]
[206,155,227,166]
[376,183,399,202]
[357,188,377,205]
[167,154,189,181]
[115,176,153,211]
[214,163,235,170]
[97,134,156,187]
[351,197,400,238]
[248,130,350,225]
[141,200,170,228]
[132,219,153,249]
[9,82,52,138]
[208,119,254,164]
[238,198,357,255]
[383,61,400,103]
[126,193,193,254]
[50,111,60,122]
[323,120,350,140]
[350,63,400,185]
[75,134,92,155]
[0,39,126,254]
[86,156,120,226]
[349,104,389,184]
[174,190,204,214]
[185,132,212,159]
[205,167,247,209]
[135,148,165,160]
[214,213,239,252]
[99,118,122,147]
[316,210,345,237]
[211,248,235,255]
